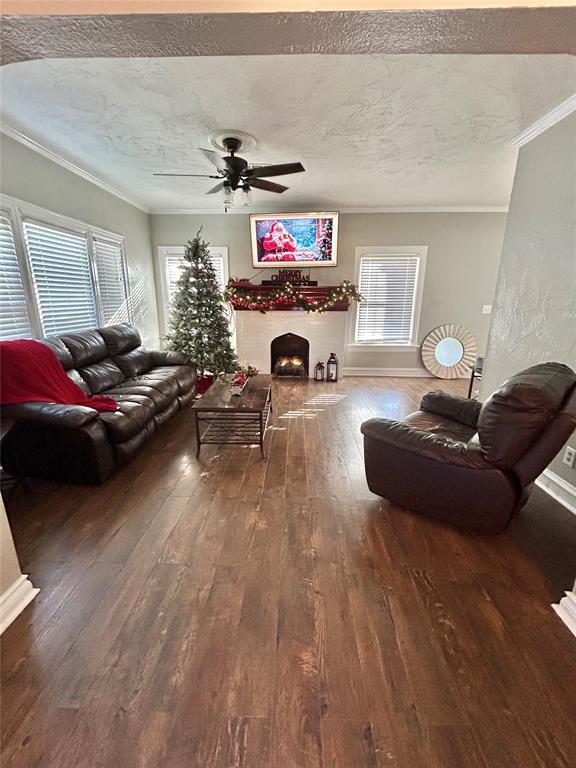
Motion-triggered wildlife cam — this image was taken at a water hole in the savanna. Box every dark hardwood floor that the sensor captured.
[2,377,576,767]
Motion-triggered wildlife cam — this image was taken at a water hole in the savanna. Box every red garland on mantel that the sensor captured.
[224,280,362,313]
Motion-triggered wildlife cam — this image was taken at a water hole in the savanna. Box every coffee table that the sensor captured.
[192,374,273,458]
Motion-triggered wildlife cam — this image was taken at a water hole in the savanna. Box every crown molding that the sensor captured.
[150,205,509,215]
[0,123,511,216]
[339,205,508,213]
[0,124,150,213]
[512,93,576,148]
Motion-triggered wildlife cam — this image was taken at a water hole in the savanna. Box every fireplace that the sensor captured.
[234,311,347,379]
[271,333,309,378]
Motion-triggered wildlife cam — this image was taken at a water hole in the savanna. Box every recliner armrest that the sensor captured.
[148,350,193,367]
[9,402,99,428]
[361,417,490,470]
[420,390,482,427]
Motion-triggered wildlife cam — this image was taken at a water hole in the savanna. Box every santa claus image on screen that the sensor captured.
[260,220,298,261]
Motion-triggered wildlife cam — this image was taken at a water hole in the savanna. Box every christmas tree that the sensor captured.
[166,232,237,376]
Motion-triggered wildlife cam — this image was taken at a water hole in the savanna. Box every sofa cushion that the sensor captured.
[98,324,141,355]
[153,398,179,427]
[115,421,156,467]
[79,359,125,394]
[97,399,155,443]
[149,365,196,395]
[178,387,196,409]
[41,336,74,370]
[115,346,152,378]
[107,392,157,413]
[67,368,90,393]
[119,375,179,400]
[61,330,107,367]
[420,390,482,428]
[149,350,191,367]
[478,362,576,469]
[403,410,477,444]
[105,384,172,411]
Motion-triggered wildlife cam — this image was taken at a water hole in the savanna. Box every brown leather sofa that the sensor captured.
[1,324,196,484]
[361,363,576,534]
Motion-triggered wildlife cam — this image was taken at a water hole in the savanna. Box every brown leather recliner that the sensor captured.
[1,324,196,484]
[361,363,576,534]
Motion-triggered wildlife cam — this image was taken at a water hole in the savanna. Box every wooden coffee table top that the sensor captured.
[192,374,272,413]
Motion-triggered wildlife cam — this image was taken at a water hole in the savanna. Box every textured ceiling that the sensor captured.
[1,8,575,66]
[1,54,575,211]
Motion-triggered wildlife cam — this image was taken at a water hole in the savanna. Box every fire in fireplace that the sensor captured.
[271,333,309,378]
[275,356,306,378]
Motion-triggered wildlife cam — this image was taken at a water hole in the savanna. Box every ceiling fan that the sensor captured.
[154,136,305,205]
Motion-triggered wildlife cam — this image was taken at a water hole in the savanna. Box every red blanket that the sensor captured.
[0,339,118,412]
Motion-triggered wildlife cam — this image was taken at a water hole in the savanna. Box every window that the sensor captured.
[0,210,33,340]
[24,220,98,336]
[158,245,229,333]
[354,246,427,346]
[0,196,131,339]
[93,237,130,324]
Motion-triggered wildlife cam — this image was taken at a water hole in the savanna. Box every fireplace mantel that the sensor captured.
[228,284,351,311]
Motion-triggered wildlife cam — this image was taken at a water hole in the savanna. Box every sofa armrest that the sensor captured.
[420,390,482,427]
[148,350,193,367]
[361,417,490,470]
[9,402,99,429]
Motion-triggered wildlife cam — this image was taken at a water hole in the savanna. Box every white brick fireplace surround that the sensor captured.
[233,310,347,375]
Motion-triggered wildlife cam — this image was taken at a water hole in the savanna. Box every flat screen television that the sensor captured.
[250,212,339,268]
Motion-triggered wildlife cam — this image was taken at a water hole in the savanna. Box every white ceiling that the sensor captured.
[1,55,574,212]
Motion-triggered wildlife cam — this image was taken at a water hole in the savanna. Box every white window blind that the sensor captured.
[165,253,184,305]
[356,255,420,344]
[0,211,33,341]
[93,237,129,324]
[165,250,226,305]
[23,220,98,336]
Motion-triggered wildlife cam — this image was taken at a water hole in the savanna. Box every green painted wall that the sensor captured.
[0,133,160,345]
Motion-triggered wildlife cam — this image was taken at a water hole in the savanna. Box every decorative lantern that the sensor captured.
[314,361,325,382]
[326,352,339,382]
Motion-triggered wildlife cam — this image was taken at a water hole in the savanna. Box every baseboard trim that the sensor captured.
[0,575,39,635]
[342,367,432,377]
[553,590,576,640]
[536,468,576,517]
[536,469,576,639]
[342,366,470,378]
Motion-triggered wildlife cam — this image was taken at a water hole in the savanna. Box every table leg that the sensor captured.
[259,412,265,459]
[195,411,201,457]
[467,370,475,399]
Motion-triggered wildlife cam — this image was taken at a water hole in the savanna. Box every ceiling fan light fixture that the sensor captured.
[223,184,235,208]
[156,133,304,205]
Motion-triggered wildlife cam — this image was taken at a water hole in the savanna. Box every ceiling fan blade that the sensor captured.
[206,181,225,195]
[247,162,305,179]
[153,173,220,178]
[247,178,288,194]
[198,148,230,173]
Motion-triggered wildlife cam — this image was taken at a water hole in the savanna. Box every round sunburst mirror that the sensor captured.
[421,324,477,379]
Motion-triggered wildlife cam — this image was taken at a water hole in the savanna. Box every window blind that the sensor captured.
[0,211,32,340]
[23,220,98,336]
[165,250,226,305]
[165,253,184,305]
[93,237,129,324]
[356,255,419,344]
